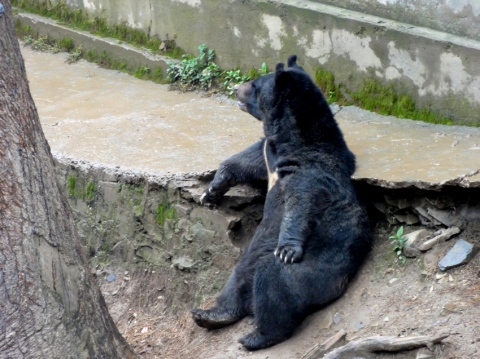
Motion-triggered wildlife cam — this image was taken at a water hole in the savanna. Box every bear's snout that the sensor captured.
[235,82,252,112]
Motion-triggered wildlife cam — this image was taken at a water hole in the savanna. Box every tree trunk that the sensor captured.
[0,2,137,358]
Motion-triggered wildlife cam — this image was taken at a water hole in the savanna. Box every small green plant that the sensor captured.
[67,45,83,63]
[390,226,408,264]
[167,44,221,90]
[84,181,95,200]
[59,37,75,51]
[67,175,76,197]
[259,62,268,76]
[23,34,60,53]
[221,69,250,97]
[314,67,348,105]
[134,66,150,79]
[245,62,268,80]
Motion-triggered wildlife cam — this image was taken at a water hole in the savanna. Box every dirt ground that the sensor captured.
[97,220,480,359]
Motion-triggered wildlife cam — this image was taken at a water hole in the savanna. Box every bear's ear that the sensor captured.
[275,62,291,89]
[287,55,298,68]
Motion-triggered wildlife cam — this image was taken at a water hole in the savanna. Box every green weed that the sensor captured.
[67,45,83,63]
[23,34,60,53]
[314,67,349,105]
[167,44,221,90]
[59,37,75,51]
[351,78,453,125]
[68,175,76,197]
[85,181,96,201]
[221,69,250,97]
[389,226,408,265]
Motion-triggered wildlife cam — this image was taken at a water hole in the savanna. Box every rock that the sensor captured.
[135,246,164,266]
[438,239,479,271]
[394,212,420,225]
[441,302,460,316]
[414,206,441,227]
[319,312,333,329]
[333,312,341,324]
[426,207,467,229]
[419,227,461,251]
[107,273,116,282]
[457,203,480,221]
[388,278,398,285]
[355,321,365,330]
[172,256,195,272]
[416,348,435,359]
[403,229,429,257]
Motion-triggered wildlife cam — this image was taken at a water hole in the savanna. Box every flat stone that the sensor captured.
[319,312,333,329]
[355,321,365,330]
[438,239,479,271]
[107,273,116,282]
[333,312,341,325]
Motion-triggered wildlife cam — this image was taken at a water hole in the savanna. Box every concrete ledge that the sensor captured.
[16,12,173,73]
[24,46,480,192]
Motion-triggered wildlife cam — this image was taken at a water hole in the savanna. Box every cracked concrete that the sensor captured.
[24,46,480,190]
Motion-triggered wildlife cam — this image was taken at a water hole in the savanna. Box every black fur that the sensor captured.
[193,55,371,350]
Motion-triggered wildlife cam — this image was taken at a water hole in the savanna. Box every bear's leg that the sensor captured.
[239,264,301,350]
[201,139,267,204]
[191,267,251,330]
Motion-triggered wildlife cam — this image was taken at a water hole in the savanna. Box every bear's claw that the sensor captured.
[274,245,303,264]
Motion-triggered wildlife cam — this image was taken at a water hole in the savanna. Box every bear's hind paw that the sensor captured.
[239,330,285,351]
[191,307,239,330]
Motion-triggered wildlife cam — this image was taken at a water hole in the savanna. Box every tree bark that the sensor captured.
[0,2,137,358]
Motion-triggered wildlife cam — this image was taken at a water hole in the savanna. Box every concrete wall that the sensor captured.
[54,157,265,310]
[22,0,480,124]
[311,0,480,41]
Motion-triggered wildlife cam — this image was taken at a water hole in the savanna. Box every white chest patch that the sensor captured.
[263,140,278,191]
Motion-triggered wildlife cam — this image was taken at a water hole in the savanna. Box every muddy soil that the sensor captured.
[97,221,480,359]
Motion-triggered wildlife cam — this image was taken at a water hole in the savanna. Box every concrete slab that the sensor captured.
[24,47,480,190]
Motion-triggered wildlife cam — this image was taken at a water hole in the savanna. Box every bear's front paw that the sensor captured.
[199,186,222,205]
[274,245,303,264]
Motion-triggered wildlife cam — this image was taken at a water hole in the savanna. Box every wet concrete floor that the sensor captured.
[24,47,262,174]
[23,46,480,189]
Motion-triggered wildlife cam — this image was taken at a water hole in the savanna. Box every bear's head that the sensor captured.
[235,55,332,139]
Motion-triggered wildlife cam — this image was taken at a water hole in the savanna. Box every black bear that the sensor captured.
[191,55,371,350]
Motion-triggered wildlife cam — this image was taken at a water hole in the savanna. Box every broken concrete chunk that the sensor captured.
[413,206,442,227]
[418,227,461,251]
[394,212,420,225]
[438,239,479,271]
[403,229,429,258]
[426,207,466,229]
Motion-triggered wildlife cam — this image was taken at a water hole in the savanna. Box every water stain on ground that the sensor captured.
[23,46,263,174]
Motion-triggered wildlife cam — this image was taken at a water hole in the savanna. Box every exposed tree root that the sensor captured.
[324,334,448,359]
